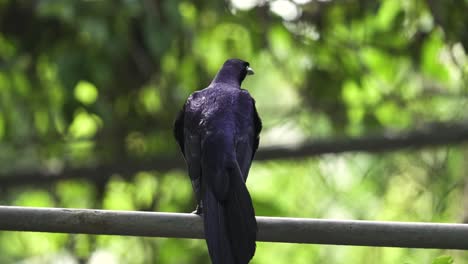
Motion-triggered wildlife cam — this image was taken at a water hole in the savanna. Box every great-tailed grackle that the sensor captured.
[174,59,262,264]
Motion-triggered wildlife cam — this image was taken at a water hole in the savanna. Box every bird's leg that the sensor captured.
[191,178,203,215]
[192,201,203,215]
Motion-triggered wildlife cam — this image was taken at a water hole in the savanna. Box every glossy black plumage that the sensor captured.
[174,59,261,264]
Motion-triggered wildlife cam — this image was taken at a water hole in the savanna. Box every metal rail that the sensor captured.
[1,206,467,249]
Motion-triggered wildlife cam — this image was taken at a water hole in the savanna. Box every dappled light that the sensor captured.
[0,0,467,263]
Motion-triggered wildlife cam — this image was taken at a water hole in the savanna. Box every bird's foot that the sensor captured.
[191,205,203,215]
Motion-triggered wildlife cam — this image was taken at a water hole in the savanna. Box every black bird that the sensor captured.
[174,59,262,264]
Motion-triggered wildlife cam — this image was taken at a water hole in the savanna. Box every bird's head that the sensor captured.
[212,58,254,86]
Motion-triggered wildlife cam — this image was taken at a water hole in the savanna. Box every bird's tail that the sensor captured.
[202,163,257,264]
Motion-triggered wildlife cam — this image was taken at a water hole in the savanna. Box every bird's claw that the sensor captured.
[191,205,203,215]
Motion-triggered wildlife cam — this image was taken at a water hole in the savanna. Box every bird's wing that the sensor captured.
[252,97,262,159]
[185,132,203,206]
[173,103,186,156]
[174,100,203,206]
[236,94,262,181]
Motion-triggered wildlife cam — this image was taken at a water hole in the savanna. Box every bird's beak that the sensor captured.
[246,66,255,75]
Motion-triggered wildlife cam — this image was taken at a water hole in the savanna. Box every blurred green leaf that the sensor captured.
[56,180,94,208]
[103,177,136,210]
[34,109,49,135]
[0,114,4,139]
[179,2,197,26]
[376,0,401,31]
[375,101,410,127]
[432,255,454,264]
[138,85,161,114]
[268,25,293,60]
[0,34,15,59]
[422,30,451,84]
[14,190,54,207]
[342,80,362,107]
[68,109,102,138]
[74,80,99,105]
[134,172,158,208]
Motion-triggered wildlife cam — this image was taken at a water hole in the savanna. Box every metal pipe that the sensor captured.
[0,206,467,249]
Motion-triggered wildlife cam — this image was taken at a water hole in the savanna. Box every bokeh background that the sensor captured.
[1,0,468,263]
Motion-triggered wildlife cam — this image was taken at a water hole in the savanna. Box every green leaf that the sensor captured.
[14,190,54,207]
[138,85,161,114]
[376,0,401,31]
[421,30,451,84]
[268,24,293,60]
[375,101,410,127]
[179,2,197,25]
[74,81,99,105]
[34,110,49,135]
[134,172,158,208]
[0,114,4,139]
[432,255,454,264]
[0,34,16,59]
[342,80,362,107]
[68,109,102,138]
[103,177,136,210]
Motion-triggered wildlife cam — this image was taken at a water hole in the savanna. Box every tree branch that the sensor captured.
[256,121,468,160]
[2,121,468,187]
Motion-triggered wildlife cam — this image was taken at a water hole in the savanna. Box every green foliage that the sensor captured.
[74,81,99,105]
[1,0,468,263]
[432,255,454,264]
